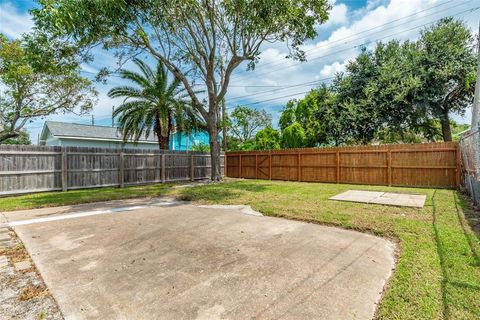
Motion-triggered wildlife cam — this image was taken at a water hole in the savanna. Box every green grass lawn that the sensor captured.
[1,179,479,319]
[172,179,480,320]
[0,183,172,211]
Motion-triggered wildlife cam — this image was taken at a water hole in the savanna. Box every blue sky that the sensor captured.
[0,0,479,143]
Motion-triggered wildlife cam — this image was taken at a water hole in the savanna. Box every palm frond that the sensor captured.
[132,58,156,84]
[118,69,152,89]
[108,86,145,99]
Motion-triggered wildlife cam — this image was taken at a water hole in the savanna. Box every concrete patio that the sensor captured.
[5,199,396,319]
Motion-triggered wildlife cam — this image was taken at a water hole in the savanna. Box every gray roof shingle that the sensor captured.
[44,121,157,142]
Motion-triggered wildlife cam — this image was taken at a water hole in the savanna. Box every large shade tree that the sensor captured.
[415,17,477,141]
[0,34,96,143]
[229,105,271,143]
[32,0,331,180]
[109,58,201,150]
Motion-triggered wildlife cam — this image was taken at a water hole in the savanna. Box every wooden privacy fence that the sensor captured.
[0,145,224,196]
[226,142,459,188]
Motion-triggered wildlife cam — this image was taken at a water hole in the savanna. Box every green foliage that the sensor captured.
[0,34,97,143]
[32,0,332,179]
[281,85,341,146]
[451,121,470,141]
[415,17,477,141]
[0,131,31,145]
[279,18,476,145]
[254,126,280,150]
[191,142,210,152]
[108,58,202,150]
[281,122,307,148]
[229,106,271,143]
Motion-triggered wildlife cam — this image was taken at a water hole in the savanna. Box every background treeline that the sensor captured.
[228,18,477,151]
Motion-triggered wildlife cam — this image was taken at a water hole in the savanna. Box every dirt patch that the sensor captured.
[1,232,29,263]
[0,227,63,320]
[20,282,49,301]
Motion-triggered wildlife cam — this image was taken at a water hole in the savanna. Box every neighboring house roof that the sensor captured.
[40,121,158,143]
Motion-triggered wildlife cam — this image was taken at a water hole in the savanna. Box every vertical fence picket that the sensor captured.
[225,142,459,188]
[62,149,68,191]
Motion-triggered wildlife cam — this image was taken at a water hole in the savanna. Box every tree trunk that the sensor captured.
[207,115,222,181]
[0,130,19,143]
[155,114,170,150]
[440,109,452,142]
[221,99,227,152]
[159,135,169,150]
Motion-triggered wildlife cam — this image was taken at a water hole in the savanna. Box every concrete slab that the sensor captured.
[330,190,426,208]
[12,202,395,320]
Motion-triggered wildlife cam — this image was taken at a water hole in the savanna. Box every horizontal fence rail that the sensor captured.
[226,142,459,188]
[0,145,224,196]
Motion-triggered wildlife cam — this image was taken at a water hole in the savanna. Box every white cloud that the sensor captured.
[225,0,478,126]
[323,3,348,27]
[9,0,477,139]
[0,2,33,39]
[319,60,347,78]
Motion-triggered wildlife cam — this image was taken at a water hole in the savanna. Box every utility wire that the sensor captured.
[225,6,480,106]
[230,0,457,78]
[81,0,463,86]
[229,4,478,82]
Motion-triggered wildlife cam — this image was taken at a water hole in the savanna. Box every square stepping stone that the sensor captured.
[14,260,31,271]
[0,233,9,242]
[0,255,8,269]
[330,190,426,208]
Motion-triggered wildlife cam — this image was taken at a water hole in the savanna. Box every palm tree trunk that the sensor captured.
[155,113,170,150]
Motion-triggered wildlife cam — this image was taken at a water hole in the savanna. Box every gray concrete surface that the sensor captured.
[330,190,426,207]
[10,201,396,320]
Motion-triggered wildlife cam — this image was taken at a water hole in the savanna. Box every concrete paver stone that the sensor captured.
[14,260,31,271]
[330,190,426,208]
[0,255,8,269]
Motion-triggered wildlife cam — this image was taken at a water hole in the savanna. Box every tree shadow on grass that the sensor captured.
[457,193,480,241]
[431,190,480,320]
[177,180,269,202]
[454,192,480,266]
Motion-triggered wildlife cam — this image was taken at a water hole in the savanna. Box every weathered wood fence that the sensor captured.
[226,142,459,188]
[0,145,224,196]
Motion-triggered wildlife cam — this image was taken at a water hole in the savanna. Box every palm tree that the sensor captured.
[108,58,201,150]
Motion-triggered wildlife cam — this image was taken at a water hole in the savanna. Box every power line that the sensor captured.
[227,77,335,103]
[230,0,457,78]
[225,5,480,106]
[79,1,466,87]
[229,4,479,82]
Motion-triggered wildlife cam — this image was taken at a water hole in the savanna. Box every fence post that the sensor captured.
[336,151,340,183]
[119,152,124,188]
[223,153,227,178]
[190,154,194,181]
[387,150,392,186]
[61,148,68,192]
[456,146,461,188]
[161,154,166,183]
[239,154,242,178]
[269,153,272,180]
[155,153,161,182]
[297,152,301,181]
[255,154,258,179]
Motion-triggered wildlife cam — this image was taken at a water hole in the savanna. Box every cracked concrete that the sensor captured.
[7,199,396,319]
